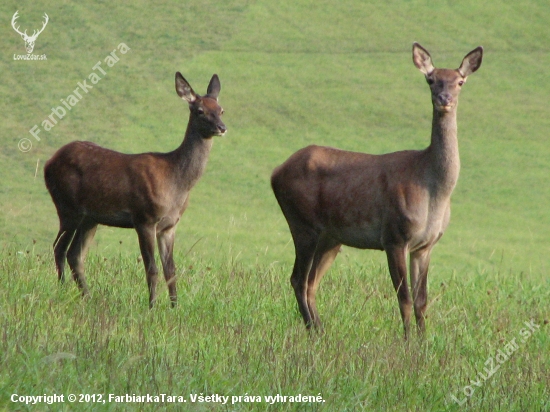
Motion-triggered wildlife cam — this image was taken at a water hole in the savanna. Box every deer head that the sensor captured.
[413,42,483,113]
[175,73,227,137]
[11,11,49,54]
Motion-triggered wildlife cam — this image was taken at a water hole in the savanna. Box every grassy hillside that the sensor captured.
[2,0,549,273]
[1,0,549,410]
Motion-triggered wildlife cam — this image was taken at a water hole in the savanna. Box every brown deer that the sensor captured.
[271,43,483,338]
[44,73,226,307]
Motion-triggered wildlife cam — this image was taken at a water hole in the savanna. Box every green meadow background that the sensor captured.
[1,0,549,410]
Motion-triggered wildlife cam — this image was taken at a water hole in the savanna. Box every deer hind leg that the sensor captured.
[306,236,341,329]
[53,228,75,283]
[136,223,159,308]
[157,227,177,308]
[385,245,413,340]
[66,218,97,295]
[52,212,81,283]
[289,226,320,329]
[410,248,431,335]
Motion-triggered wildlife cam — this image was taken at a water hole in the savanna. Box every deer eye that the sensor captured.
[197,107,204,115]
[426,77,434,85]
[458,80,464,87]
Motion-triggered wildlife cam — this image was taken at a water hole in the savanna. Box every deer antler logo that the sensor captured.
[11,11,49,54]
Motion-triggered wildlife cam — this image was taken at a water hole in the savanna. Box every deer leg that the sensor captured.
[136,224,159,308]
[157,227,177,308]
[410,248,431,335]
[306,236,341,329]
[66,219,97,295]
[53,228,76,283]
[385,245,413,340]
[52,208,82,283]
[289,228,320,328]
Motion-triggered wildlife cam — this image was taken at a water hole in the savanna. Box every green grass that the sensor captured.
[1,251,548,411]
[1,0,549,410]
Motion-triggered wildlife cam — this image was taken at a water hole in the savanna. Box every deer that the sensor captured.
[11,11,49,54]
[44,73,226,308]
[271,43,483,339]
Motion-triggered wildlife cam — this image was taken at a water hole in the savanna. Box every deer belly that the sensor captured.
[88,211,134,228]
[329,225,384,250]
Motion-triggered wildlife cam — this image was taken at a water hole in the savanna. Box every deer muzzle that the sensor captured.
[216,122,227,136]
[435,93,454,112]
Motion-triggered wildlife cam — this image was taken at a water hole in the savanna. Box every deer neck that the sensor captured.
[426,106,460,195]
[173,122,213,189]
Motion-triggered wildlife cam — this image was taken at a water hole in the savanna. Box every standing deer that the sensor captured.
[11,11,49,54]
[271,43,483,338]
[44,73,226,307]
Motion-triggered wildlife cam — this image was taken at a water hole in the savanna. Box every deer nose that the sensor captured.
[217,123,227,134]
[437,93,453,106]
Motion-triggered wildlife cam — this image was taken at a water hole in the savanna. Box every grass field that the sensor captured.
[1,0,549,410]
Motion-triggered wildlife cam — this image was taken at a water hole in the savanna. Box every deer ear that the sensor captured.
[175,72,196,103]
[458,46,483,77]
[412,42,435,75]
[206,74,221,100]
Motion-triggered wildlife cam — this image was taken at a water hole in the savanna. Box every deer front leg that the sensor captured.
[410,248,431,335]
[386,245,413,340]
[136,224,159,308]
[157,227,177,308]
